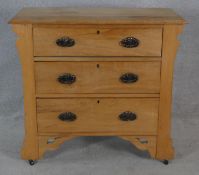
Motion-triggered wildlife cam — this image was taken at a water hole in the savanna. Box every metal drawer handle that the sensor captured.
[57,73,76,84]
[119,111,137,121]
[120,73,138,83]
[120,37,139,48]
[56,37,75,47]
[58,112,77,122]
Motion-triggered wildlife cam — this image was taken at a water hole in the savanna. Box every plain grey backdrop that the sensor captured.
[0,0,199,175]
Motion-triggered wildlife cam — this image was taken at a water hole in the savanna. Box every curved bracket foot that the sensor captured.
[119,136,156,158]
[38,136,76,159]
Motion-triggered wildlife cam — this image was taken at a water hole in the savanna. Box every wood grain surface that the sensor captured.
[35,61,161,94]
[9,7,186,25]
[37,98,159,134]
[33,27,162,56]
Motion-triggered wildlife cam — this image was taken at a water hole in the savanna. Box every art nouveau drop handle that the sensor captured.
[56,37,75,47]
[119,111,137,121]
[57,73,76,84]
[58,112,77,122]
[120,73,138,83]
[120,37,139,48]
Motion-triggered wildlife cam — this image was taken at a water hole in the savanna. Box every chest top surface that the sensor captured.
[9,7,185,25]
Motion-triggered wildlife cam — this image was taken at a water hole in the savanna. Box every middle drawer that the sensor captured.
[35,61,160,94]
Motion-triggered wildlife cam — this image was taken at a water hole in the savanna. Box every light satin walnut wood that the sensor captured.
[33,27,162,56]
[37,98,159,134]
[10,7,185,165]
[35,61,161,94]
[9,7,185,25]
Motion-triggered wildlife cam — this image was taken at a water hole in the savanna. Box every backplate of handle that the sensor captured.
[120,73,138,83]
[119,111,137,121]
[56,36,75,47]
[120,37,139,48]
[57,73,76,84]
[58,112,77,122]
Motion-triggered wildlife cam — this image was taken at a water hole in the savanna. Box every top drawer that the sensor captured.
[33,26,162,56]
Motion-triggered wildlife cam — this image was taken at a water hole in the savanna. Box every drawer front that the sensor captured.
[37,98,158,134]
[35,62,160,94]
[33,27,162,56]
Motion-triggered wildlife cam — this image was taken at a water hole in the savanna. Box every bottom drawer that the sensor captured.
[37,98,159,134]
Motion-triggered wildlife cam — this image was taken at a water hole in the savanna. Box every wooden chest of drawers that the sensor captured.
[9,7,185,165]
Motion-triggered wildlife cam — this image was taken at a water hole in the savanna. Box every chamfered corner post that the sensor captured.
[12,24,39,161]
[156,24,184,161]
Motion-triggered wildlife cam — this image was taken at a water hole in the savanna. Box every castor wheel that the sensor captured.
[28,160,37,166]
[162,160,169,165]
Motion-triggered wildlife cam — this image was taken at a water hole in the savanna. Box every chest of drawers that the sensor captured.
[9,7,185,165]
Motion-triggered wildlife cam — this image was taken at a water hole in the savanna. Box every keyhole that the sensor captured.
[97,100,100,104]
[96,64,100,68]
[97,30,100,34]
